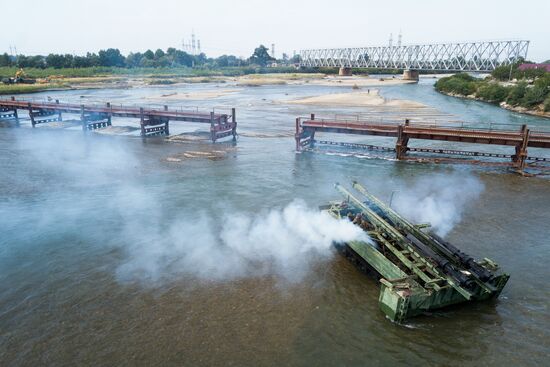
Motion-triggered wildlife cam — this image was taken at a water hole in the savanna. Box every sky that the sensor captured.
[2,0,549,62]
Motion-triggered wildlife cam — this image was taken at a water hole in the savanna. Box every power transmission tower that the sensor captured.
[397,31,402,47]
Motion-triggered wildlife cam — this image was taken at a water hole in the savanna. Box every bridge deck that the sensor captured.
[0,97,237,142]
[0,99,227,123]
[296,116,550,173]
[299,119,550,149]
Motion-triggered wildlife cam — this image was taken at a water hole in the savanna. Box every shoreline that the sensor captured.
[0,73,416,96]
[437,90,550,119]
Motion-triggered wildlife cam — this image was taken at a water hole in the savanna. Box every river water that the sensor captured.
[1,78,549,366]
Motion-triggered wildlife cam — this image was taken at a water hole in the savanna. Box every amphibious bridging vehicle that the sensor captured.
[322,182,509,322]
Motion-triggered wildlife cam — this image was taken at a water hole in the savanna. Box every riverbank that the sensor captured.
[435,73,550,119]
[438,89,550,119]
[0,72,417,96]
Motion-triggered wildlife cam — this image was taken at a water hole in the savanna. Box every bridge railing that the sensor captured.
[0,97,234,118]
[299,116,550,135]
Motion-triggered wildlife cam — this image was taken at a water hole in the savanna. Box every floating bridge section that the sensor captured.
[295,115,550,173]
[300,40,530,72]
[0,97,237,142]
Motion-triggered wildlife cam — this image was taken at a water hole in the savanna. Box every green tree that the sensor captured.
[154,49,165,59]
[476,83,509,104]
[506,82,527,106]
[174,50,193,67]
[17,55,46,68]
[47,54,58,68]
[291,54,301,64]
[521,74,550,107]
[98,48,125,67]
[126,52,143,67]
[143,49,155,60]
[249,45,274,67]
[85,52,100,67]
[0,53,13,67]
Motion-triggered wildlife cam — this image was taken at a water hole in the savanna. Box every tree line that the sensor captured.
[0,45,300,69]
[435,61,550,112]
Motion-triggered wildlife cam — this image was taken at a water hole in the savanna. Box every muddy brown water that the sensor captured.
[1,80,549,366]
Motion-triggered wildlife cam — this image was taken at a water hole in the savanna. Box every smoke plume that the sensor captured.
[392,173,484,237]
[116,200,368,283]
[8,131,367,285]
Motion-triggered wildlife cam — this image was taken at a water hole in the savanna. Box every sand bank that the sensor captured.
[286,90,425,108]
[308,75,417,87]
[145,89,241,101]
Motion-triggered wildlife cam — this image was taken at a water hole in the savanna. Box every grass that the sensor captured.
[0,83,67,95]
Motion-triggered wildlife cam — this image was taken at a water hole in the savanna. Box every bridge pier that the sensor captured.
[402,69,419,81]
[395,122,410,160]
[512,124,530,173]
[339,67,353,76]
[209,110,238,142]
[295,115,317,151]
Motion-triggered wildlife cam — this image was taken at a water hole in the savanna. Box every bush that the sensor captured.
[476,83,509,104]
[544,95,550,112]
[435,74,477,96]
[521,86,548,107]
[492,64,513,81]
[506,82,527,106]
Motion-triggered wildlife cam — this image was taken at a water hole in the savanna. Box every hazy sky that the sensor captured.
[3,0,549,61]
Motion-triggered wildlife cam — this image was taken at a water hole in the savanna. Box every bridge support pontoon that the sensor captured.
[140,107,169,138]
[29,100,62,127]
[0,106,19,127]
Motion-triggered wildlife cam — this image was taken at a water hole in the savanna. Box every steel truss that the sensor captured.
[300,40,529,71]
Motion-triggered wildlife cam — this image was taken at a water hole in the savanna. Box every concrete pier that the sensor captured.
[402,69,419,81]
[339,67,352,76]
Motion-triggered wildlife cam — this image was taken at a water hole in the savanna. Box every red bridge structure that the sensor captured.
[295,114,550,174]
[0,97,237,142]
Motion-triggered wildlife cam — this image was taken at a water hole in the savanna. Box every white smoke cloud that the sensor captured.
[10,131,369,285]
[116,199,368,284]
[392,173,484,237]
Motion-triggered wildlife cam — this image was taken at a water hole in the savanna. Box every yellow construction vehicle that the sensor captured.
[2,68,36,85]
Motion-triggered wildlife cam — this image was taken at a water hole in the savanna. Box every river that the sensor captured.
[1,78,549,366]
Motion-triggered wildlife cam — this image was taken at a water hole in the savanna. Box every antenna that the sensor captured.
[192,30,196,55]
[271,43,275,59]
[197,40,201,54]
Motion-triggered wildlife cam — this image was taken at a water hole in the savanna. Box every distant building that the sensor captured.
[518,63,550,72]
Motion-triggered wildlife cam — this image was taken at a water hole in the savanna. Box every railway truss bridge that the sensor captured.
[300,40,530,79]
